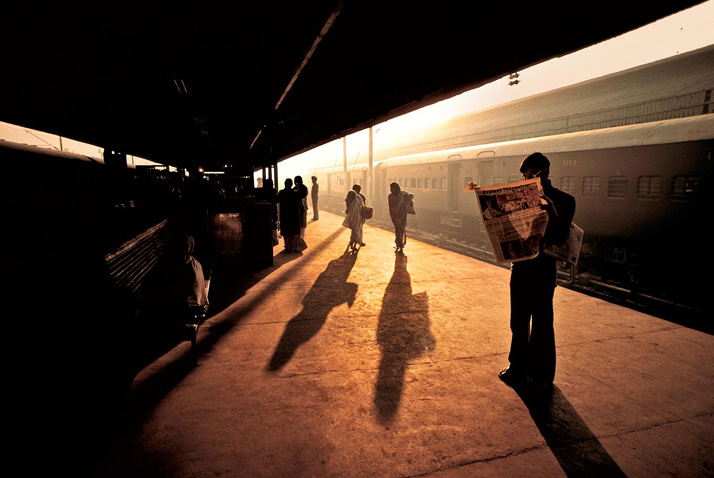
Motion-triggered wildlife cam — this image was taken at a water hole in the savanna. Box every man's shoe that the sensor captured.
[498,365,526,384]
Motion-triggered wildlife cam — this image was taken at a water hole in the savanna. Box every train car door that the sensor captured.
[448,162,461,211]
[478,160,493,187]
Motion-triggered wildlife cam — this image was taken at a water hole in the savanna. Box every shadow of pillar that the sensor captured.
[374,254,434,425]
[516,385,627,478]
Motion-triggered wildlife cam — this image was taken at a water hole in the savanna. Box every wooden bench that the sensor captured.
[104,219,207,365]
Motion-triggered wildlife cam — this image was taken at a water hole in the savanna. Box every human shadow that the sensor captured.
[515,384,627,477]
[207,248,303,316]
[374,254,435,425]
[267,250,359,371]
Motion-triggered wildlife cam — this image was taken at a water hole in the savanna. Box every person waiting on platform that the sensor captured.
[353,184,368,246]
[352,183,366,205]
[310,176,319,221]
[498,152,576,391]
[343,188,365,252]
[278,178,307,252]
[294,175,309,238]
[388,182,414,254]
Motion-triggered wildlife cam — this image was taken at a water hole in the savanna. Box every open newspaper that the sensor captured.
[467,179,582,266]
[468,178,548,264]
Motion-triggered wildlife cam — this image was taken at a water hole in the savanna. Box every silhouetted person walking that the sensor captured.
[353,184,367,247]
[388,182,414,254]
[343,188,364,252]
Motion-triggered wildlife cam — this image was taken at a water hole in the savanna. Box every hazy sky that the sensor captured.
[379,0,714,134]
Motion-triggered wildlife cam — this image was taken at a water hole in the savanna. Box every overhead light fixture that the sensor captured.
[173,78,188,94]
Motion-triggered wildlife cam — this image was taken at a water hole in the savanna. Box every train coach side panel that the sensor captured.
[547,141,710,241]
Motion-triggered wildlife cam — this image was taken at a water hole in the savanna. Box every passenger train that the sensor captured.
[288,46,714,319]
[308,114,714,317]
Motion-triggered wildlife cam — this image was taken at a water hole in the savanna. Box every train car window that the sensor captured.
[494,176,504,184]
[433,177,439,189]
[636,176,662,200]
[425,178,431,189]
[670,175,700,201]
[440,177,447,189]
[560,176,576,195]
[418,178,423,188]
[411,178,416,188]
[607,176,629,198]
[582,176,600,196]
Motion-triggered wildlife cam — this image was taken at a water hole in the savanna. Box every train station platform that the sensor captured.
[93,211,714,477]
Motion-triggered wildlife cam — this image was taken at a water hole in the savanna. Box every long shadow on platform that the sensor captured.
[515,384,627,478]
[128,228,347,401]
[117,248,306,403]
[266,249,358,371]
[207,248,304,316]
[374,253,435,425]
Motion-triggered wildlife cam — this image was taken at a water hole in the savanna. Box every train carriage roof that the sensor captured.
[0,1,705,173]
[379,115,714,167]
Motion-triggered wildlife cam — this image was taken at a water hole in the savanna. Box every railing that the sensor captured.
[458,89,714,146]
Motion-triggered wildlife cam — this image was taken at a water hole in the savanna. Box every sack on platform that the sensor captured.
[361,205,374,220]
[405,192,416,215]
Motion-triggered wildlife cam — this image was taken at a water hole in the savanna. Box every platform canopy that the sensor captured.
[1,1,704,172]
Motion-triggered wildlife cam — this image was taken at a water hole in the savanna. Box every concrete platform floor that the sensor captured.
[95,211,714,477]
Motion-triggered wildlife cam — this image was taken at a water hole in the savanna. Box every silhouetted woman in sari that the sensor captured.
[388,182,414,254]
[343,189,364,251]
